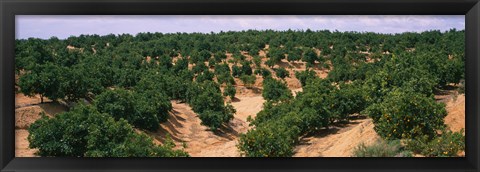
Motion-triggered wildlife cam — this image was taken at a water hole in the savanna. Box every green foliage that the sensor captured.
[238,124,299,157]
[255,67,272,79]
[61,65,103,102]
[199,104,235,130]
[266,47,286,66]
[294,69,318,87]
[353,140,412,157]
[19,62,64,103]
[17,29,465,157]
[208,57,216,68]
[287,49,302,62]
[94,88,171,131]
[190,50,211,64]
[232,52,246,63]
[113,68,141,88]
[458,79,465,94]
[240,78,334,157]
[196,70,215,83]
[189,81,224,113]
[223,83,236,100]
[240,75,256,88]
[173,57,189,73]
[134,90,172,123]
[363,89,447,140]
[135,70,192,101]
[262,77,292,102]
[405,129,465,157]
[18,61,102,103]
[189,81,236,130]
[302,48,318,67]
[240,61,253,76]
[158,55,173,70]
[214,51,227,61]
[253,55,262,67]
[192,62,208,74]
[327,82,367,123]
[273,68,289,80]
[214,62,235,85]
[15,38,54,72]
[264,59,276,68]
[28,105,188,157]
[232,65,241,78]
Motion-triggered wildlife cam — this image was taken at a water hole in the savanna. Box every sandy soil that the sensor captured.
[14,44,464,157]
[16,129,39,157]
[434,87,465,133]
[14,85,465,158]
[146,96,264,157]
[15,93,68,157]
[444,94,465,133]
[293,117,379,157]
[231,95,265,123]
[291,88,303,97]
[15,94,52,108]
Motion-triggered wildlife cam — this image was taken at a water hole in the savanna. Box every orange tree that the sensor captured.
[28,105,189,157]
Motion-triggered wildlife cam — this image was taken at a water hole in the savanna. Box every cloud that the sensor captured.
[16,15,464,39]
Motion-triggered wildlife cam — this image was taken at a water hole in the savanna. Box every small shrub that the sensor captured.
[262,77,292,102]
[295,69,317,87]
[405,129,465,157]
[240,74,256,88]
[189,81,236,130]
[353,140,412,157]
[256,67,272,78]
[232,65,241,77]
[199,104,235,130]
[363,89,447,140]
[223,83,236,100]
[238,124,299,157]
[274,68,289,80]
[458,79,465,94]
[253,55,262,67]
[240,61,253,76]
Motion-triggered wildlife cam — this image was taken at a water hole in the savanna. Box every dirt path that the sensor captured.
[15,93,68,157]
[14,80,464,158]
[147,95,264,157]
[230,96,265,123]
[444,94,465,133]
[293,117,379,157]
[16,129,38,157]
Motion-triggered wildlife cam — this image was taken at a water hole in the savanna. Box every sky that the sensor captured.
[16,15,465,40]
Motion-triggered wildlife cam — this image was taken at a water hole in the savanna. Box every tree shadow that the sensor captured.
[38,102,69,116]
[298,128,341,145]
[299,115,368,145]
[212,122,241,141]
[153,128,184,143]
[434,85,458,95]
[231,97,241,102]
[291,62,304,69]
[277,61,292,69]
[170,110,187,121]
[152,121,184,143]
[250,87,263,94]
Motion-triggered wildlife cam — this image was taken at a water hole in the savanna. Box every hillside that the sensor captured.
[15,29,465,157]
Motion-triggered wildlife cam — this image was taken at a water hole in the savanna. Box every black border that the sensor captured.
[1,0,479,172]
